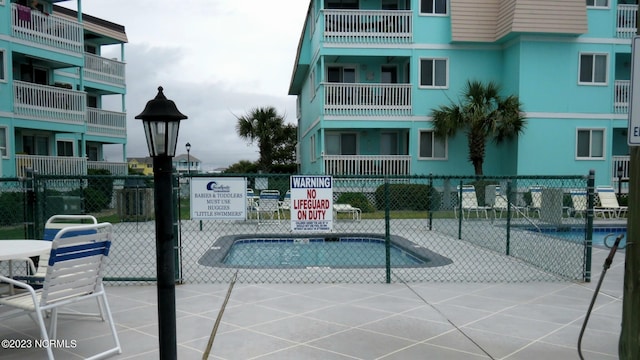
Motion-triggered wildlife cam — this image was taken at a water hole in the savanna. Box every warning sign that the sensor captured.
[290,175,333,231]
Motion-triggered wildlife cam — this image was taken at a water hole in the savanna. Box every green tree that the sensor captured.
[431,80,526,175]
[235,107,297,172]
[224,160,258,174]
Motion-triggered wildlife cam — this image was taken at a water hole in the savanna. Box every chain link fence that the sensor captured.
[0,172,599,284]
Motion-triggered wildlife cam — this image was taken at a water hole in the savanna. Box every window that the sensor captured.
[326,133,357,155]
[0,127,6,157]
[420,58,447,88]
[586,0,608,8]
[327,66,356,83]
[23,135,49,155]
[325,0,359,9]
[419,131,446,159]
[579,53,607,85]
[57,140,74,157]
[577,129,604,159]
[0,50,5,81]
[420,0,447,14]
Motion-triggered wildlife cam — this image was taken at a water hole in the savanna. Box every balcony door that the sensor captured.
[20,64,48,85]
[327,66,356,83]
[23,135,49,155]
[326,133,357,155]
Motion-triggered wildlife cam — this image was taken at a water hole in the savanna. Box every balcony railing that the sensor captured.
[324,83,412,116]
[11,3,83,53]
[87,108,127,138]
[84,53,126,87]
[617,5,637,39]
[323,155,411,176]
[88,161,128,175]
[14,81,86,124]
[612,155,629,193]
[323,10,412,43]
[16,155,87,178]
[615,80,630,114]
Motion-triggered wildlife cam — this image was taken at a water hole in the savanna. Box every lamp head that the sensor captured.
[135,86,188,157]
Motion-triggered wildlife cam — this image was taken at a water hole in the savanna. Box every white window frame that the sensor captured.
[0,49,6,82]
[419,58,448,89]
[420,0,448,15]
[418,130,447,160]
[576,128,605,160]
[0,126,7,158]
[578,53,608,86]
[310,134,316,163]
[586,0,609,9]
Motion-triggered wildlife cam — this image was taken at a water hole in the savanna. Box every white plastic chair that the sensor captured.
[493,186,527,218]
[596,185,628,218]
[454,185,493,219]
[256,189,281,221]
[333,204,362,220]
[0,222,121,360]
[278,190,291,218]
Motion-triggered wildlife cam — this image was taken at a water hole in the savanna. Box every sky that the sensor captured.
[59,0,309,171]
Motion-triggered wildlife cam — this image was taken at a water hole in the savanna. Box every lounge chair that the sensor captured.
[528,186,543,217]
[0,222,121,360]
[246,188,258,219]
[333,203,362,220]
[454,185,493,219]
[493,186,527,218]
[596,186,628,218]
[568,189,588,218]
[278,190,291,217]
[256,189,281,221]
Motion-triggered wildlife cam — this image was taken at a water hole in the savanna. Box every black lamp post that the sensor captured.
[185,142,191,175]
[617,164,624,196]
[135,86,187,360]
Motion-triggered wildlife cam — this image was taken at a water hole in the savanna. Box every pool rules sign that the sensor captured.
[290,175,333,231]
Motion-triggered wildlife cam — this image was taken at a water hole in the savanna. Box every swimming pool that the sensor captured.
[198,233,453,268]
[533,227,626,248]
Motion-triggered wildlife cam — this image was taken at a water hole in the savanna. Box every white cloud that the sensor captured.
[61,0,307,170]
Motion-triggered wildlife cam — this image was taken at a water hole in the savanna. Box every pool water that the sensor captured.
[548,229,626,248]
[223,238,427,267]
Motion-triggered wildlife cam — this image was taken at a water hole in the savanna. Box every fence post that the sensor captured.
[428,174,433,231]
[24,169,36,240]
[458,180,463,239]
[585,170,595,283]
[384,177,391,284]
[506,180,512,256]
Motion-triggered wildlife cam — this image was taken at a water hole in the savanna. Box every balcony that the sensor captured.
[612,155,629,194]
[615,80,630,114]
[324,83,412,116]
[16,155,86,177]
[323,155,411,176]
[14,81,85,124]
[11,3,83,54]
[617,5,637,39]
[323,10,412,44]
[87,108,127,138]
[84,53,126,87]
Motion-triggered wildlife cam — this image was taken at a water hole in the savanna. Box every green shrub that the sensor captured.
[374,184,439,211]
[84,169,114,212]
[0,192,25,225]
[336,192,375,213]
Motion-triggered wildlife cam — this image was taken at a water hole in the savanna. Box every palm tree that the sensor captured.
[235,107,294,172]
[431,80,526,176]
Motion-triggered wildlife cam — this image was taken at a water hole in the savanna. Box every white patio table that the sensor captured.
[0,240,51,295]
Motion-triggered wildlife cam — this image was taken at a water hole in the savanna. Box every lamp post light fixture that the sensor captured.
[135,86,187,360]
[617,164,624,197]
[186,142,191,175]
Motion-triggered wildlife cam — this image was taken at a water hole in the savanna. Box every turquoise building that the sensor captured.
[0,0,127,177]
[288,0,634,188]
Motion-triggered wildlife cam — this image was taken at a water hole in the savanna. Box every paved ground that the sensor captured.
[0,243,624,359]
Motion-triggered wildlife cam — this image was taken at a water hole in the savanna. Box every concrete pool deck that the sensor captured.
[0,244,624,359]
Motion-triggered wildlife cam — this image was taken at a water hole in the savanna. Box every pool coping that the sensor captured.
[198,233,453,269]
